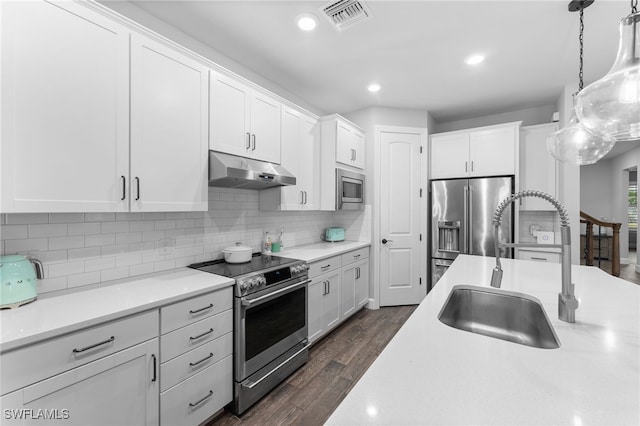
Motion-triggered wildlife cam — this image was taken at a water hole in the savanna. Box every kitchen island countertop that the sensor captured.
[327,254,640,425]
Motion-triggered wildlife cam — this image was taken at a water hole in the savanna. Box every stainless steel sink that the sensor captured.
[438,285,560,349]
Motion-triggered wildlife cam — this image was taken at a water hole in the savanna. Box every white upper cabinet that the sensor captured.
[130,33,209,212]
[210,71,281,164]
[259,108,320,211]
[335,119,365,170]
[430,122,520,179]
[519,123,559,210]
[0,1,209,213]
[1,0,130,213]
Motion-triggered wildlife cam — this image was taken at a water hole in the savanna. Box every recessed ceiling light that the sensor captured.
[368,83,382,93]
[465,54,485,65]
[297,13,318,31]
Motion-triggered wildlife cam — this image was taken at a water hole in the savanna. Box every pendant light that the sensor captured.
[575,0,640,141]
[547,0,616,165]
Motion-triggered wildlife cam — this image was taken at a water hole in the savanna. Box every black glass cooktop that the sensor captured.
[188,253,301,278]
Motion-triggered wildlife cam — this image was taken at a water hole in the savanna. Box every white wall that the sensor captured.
[0,188,333,295]
[433,104,556,133]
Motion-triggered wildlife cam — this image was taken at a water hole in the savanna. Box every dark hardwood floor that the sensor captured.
[206,305,417,426]
[580,249,640,285]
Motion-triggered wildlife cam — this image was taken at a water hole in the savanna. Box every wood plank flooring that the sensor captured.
[205,305,417,426]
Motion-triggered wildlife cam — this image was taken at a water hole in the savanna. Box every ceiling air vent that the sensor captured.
[320,0,373,31]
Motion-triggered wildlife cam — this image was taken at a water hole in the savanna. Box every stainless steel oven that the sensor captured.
[234,271,309,413]
[189,254,310,415]
[336,168,365,210]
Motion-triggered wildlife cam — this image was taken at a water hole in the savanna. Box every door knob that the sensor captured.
[381,238,393,244]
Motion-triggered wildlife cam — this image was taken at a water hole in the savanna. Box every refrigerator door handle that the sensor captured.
[468,185,473,254]
[463,185,469,254]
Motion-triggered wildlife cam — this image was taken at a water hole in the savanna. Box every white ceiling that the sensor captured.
[121,0,639,158]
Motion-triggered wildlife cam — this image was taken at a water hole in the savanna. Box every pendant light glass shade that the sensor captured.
[575,12,640,141]
[547,109,616,165]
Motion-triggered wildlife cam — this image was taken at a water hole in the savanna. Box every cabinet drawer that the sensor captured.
[518,250,561,263]
[341,247,369,265]
[161,310,233,362]
[160,355,232,426]
[161,287,232,334]
[160,332,233,392]
[1,310,158,395]
[308,255,341,278]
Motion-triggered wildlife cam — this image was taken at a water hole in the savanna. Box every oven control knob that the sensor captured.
[248,278,258,288]
[291,266,299,274]
[257,277,266,286]
[239,282,248,292]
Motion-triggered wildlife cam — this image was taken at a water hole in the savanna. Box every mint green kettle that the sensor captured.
[0,255,43,309]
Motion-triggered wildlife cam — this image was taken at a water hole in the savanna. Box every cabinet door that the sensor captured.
[355,259,370,308]
[323,271,342,331]
[429,133,469,179]
[250,91,281,164]
[209,72,251,157]
[469,126,517,177]
[277,107,303,210]
[336,121,357,167]
[0,390,23,426]
[341,264,357,319]
[307,279,324,344]
[130,34,208,212]
[520,124,558,210]
[19,339,159,426]
[352,129,366,170]
[1,0,129,212]
[300,115,321,209]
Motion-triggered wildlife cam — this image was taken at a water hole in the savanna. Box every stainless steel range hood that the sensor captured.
[208,151,296,190]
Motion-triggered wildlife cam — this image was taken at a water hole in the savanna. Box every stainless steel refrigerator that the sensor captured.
[430,176,514,291]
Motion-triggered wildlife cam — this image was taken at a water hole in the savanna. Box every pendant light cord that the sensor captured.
[579,7,585,91]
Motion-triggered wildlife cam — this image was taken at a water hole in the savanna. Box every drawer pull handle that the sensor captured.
[531,257,548,261]
[189,352,214,367]
[189,328,214,341]
[189,303,214,315]
[320,264,331,270]
[353,254,361,258]
[152,354,157,382]
[72,336,115,354]
[189,390,213,408]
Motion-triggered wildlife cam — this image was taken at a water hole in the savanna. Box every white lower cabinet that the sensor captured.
[0,311,160,426]
[159,287,233,425]
[307,247,370,344]
[341,258,370,319]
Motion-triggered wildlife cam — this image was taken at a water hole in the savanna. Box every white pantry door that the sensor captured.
[379,128,427,306]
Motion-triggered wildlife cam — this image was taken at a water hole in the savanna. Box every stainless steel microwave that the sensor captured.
[336,168,365,210]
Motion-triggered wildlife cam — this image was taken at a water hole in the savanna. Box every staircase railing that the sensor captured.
[580,211,621,277]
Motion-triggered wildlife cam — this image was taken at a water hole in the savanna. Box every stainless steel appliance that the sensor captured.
[336,168,364,210]
[189,254,309,415]
[430,176,514,291]
[208,151,296,190]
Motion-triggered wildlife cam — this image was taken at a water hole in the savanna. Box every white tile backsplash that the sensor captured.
[1,187,339,294]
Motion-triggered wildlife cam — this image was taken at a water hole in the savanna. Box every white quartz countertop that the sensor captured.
[0,268,234,352]
[327,255,640,425]
[276,240,370,262]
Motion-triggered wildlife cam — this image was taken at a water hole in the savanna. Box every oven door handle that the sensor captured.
[241,340,309,390]
[241,279,310,307]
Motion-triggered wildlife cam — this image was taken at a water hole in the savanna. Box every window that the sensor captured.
[629,182,637,230]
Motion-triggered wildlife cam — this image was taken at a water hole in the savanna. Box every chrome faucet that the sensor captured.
[490,190,579,323]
